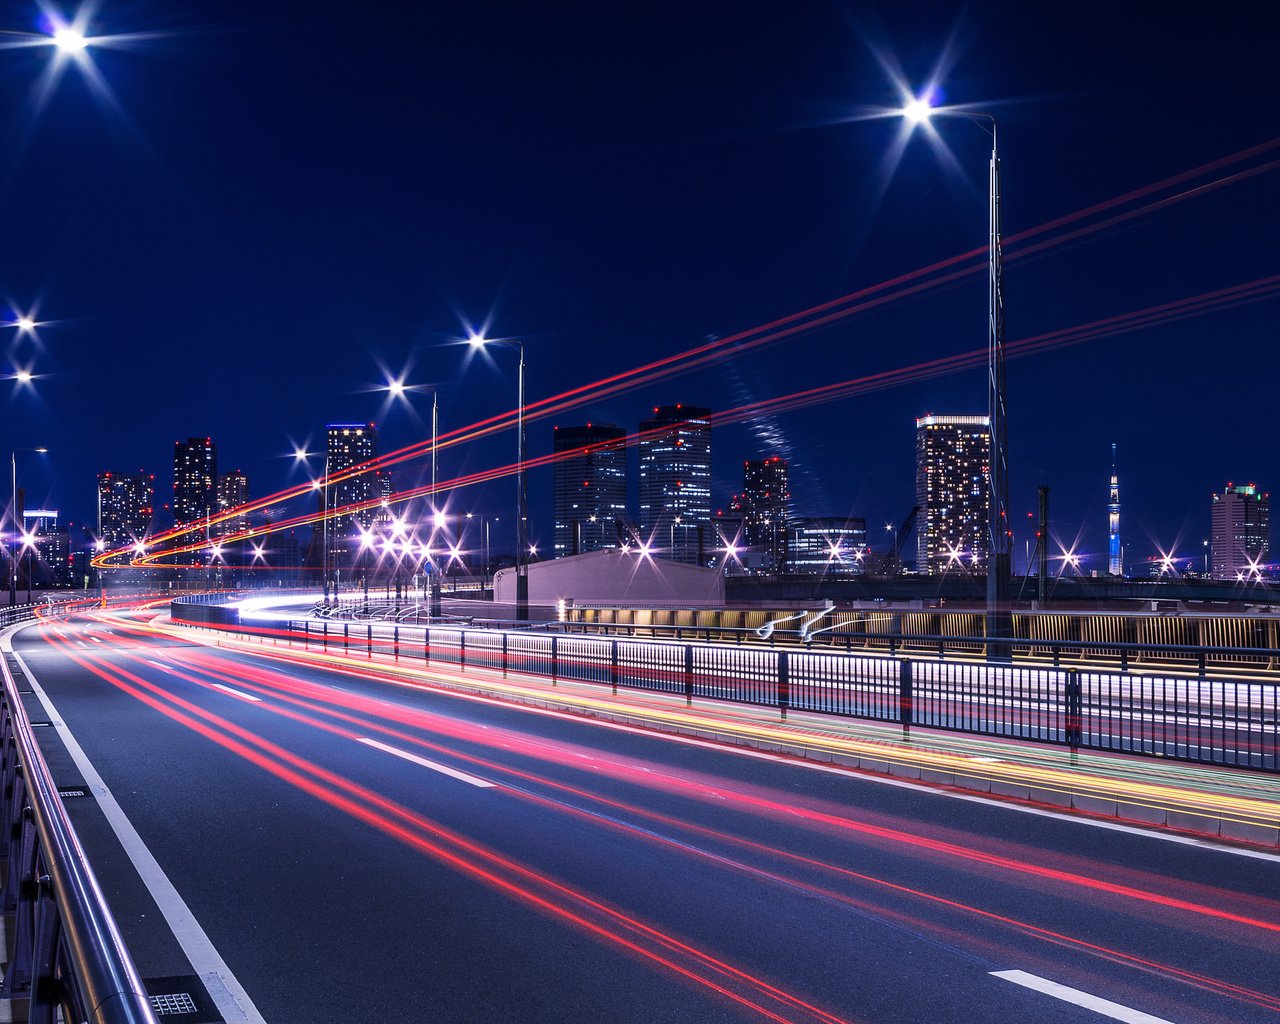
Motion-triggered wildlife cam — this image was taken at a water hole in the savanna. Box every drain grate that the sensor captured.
[143,976,220,1022]
[57,787,88,799]
[150,992,199,1016]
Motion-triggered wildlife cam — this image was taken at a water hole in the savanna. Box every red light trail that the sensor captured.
[40,610,1280,1019]
[93,136,1280,569]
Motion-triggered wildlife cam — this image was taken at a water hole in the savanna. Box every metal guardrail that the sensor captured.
[0,612,159,1024]
[551,618,1280,674]
[172,612,1279,774]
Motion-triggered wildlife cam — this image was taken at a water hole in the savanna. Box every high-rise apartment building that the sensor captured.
[732,457,790,573]
[97,472,155,550]
[173,438,217,564]
[326,423,379,534]
[373,469,394,528]
[1210,483,1270,580]
[552,424,628,557]
[915,414,991,575]
[215,471,250,538]
[638,404,712,564]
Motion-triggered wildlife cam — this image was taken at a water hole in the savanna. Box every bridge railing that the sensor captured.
[215,616,1277,774]
[549,617,1280,675]
[0,618,158,1023]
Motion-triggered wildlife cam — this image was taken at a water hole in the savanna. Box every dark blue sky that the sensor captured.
[2,1,1276,571]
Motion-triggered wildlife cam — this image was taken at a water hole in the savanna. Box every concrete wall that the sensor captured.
[494,550,725,607]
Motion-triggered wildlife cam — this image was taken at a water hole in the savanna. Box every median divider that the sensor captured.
[167,601,1280,850]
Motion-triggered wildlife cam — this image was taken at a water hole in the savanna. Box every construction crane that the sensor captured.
[886,505,920,576]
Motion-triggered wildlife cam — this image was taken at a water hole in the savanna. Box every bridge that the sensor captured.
[0,593,1275,1023]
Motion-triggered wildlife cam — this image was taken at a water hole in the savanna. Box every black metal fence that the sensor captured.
[231,617,1278,774]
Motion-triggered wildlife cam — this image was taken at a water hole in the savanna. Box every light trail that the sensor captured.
[120,605,1280,836]
[126,270,1280,567]
[36,625,857,1024]
[96,136,1280,569]
[88,612,1280,939]
[55,612,1280,1019]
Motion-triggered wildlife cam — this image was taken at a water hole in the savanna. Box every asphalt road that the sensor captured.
[8,608,1280,1024]
[271,611,1280,770]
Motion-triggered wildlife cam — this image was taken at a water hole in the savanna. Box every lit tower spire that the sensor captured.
[1108,443,1122,576]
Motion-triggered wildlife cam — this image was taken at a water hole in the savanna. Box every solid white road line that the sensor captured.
[992,970,1178,1024]
[357,737,494,788]
[211,683,263,703]
[6,640,267,1024]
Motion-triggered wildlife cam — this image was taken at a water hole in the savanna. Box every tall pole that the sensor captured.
[429,392,441,619]
[516,343,529,620]
[9,452,16,606]
[97,479,104,604]
[322,453,331,605]
[1036,485,1049,604]
[985,122,1012,654]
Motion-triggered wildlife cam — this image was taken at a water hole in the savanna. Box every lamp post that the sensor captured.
[468,335,528,620]
[10,448,48,606]
[387,376,448,618]
[297,447,335,604]
[898,94,1011,652]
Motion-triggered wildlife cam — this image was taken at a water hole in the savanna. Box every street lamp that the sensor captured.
[899,93,1011,651]
[10,447,48,606]
[299,448,335,604]
[468,334,529,620]
[385,379,443,616]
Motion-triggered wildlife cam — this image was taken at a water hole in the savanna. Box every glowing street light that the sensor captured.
[897,89,1010,647]
[10,447,48,604]
[901,94,933,124]
[467,332,529,619]
[52,26,89,54]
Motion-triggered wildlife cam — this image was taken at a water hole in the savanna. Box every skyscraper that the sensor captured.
[20,508,70,587]
[326,423,379,534]
[734,457,790,573]
[638,404,711,564]
[788,517,867,575]
[215,470,250,538]
[97,472,155,550]
[552,424,628,557]
[1108,444,1122,576]
[173,438,217,564]
[1210,483,1270,580]
[372,468,394,528]
[915,414,991,575]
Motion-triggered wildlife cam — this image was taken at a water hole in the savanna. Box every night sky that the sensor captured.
[2,1,1276,571]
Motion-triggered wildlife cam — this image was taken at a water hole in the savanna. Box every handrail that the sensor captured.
[0,621,158,1024]
[173,592,1280,665]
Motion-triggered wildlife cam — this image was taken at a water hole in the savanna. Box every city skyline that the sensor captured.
[4,2,1277,576]
[0,9,1275,1024]
[37,402,1280,576]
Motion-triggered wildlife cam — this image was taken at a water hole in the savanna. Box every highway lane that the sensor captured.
[271,615,1280,770]
[9,609,1280,1024]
